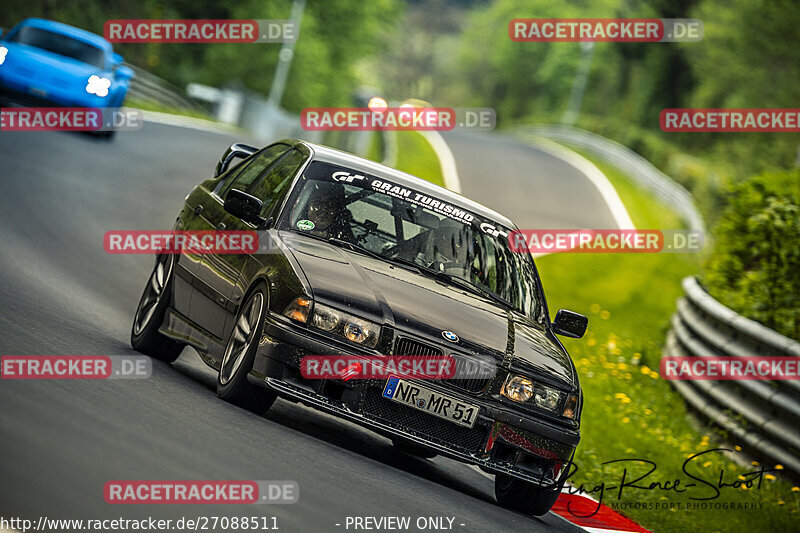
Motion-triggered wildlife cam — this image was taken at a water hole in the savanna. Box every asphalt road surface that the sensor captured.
[0,124,614,532]
[444,130,618,229]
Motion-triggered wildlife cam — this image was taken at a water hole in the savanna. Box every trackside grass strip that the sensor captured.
[534,149,799,533]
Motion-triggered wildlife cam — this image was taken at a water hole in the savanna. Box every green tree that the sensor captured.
[705,169,800,339]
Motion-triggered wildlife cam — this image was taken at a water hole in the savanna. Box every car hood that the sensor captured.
[1,42,107,82]
[280,232,576,386]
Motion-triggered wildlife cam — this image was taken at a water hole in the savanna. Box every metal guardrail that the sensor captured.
[124,63,206,113]
[664,276,800,477]
[513,125,706,234]
[121,64,319,143]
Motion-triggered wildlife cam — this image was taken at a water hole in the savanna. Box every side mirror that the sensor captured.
[112,53,124,67]
[552,309,588,339]
[215,143,258,177]
[115,65,134,81]
[224,189,265,226]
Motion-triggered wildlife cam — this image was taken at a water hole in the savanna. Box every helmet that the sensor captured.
[430,217,469,270]
[299,182,346,233]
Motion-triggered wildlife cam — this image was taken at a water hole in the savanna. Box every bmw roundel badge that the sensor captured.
[442,330,459,343]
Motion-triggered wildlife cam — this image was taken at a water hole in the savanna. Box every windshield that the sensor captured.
[11,26,106,69]
[280,161,542,317]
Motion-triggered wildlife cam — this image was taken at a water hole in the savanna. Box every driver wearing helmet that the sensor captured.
[299,182,356,242]
[428,217,469,274]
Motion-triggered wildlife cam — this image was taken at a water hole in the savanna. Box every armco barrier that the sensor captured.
[664,276,800,477]
[514,125,706,234]
[125,63,207,113]
[122,63,318,143]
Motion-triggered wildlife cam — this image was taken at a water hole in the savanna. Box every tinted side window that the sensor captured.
[249,149,307,217]
[222,144,289,197]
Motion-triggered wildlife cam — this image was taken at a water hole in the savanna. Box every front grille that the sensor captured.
[392,337,494,393]
[362,387,487,452]
[394,337,442,357]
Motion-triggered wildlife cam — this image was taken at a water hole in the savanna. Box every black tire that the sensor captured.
[131,254,183,362]
[494,473,561,516]
[391,437,438,459]
[216,283,277,413]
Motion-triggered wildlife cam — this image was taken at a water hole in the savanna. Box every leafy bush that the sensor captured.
[705,169,800,340]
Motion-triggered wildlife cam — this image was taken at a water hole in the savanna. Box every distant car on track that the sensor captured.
[0,18,133,111]
[130,139,588,516]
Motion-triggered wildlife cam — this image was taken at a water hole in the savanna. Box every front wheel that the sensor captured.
[216,283,277,413]
[495,473,561,516]
[131,254,183,362]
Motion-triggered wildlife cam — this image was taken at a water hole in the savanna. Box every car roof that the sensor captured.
[292,139,517,229]
[16,18,111,51]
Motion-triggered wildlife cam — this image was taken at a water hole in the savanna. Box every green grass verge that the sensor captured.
[365,131,384,163]
[534,148,798,532]
[392,131,446,188]
[125,97,213,121]
[322,130,446,188]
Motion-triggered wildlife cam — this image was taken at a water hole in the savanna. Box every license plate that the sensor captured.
[29,87,48,98]
[382,377,479,428]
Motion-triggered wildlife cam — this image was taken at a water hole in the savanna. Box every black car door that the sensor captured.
[187,143,292,341]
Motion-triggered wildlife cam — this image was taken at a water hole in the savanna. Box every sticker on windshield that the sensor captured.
[317,163,477,226]
[297,219,315,231]
[331,171,366,183]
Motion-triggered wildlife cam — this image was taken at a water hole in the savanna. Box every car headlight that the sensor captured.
[307,302,379,349]
[344,319,374,344]
[86,75,111,97]
[283,296,311,323]
[501,374,570,415]
[0,46,8,66]
[534,383,563,411]
[311,303,340,331]
[501,375,534,403]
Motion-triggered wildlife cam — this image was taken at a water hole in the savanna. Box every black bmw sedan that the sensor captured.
[130,138,588,516]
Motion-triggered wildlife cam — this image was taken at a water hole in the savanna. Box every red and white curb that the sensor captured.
[470,467,650,533]
[552,486,651,533]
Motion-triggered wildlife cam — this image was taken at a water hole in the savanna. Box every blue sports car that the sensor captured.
[0,18,134,110]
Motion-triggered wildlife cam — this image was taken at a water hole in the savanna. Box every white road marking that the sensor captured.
[522,136,635,230]
[420,130,462,193]
[126,108,241,135]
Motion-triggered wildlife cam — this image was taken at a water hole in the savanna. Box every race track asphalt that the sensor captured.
[0,123,615,532]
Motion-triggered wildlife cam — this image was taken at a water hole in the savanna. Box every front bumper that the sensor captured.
[248,313,580,489]
[0,75,112,108]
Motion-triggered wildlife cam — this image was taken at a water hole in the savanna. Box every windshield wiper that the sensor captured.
[390,256,515,310]
[381,254,429,274]
[434,271,515,310]
[326,237,515,309]
[327,237,385,261]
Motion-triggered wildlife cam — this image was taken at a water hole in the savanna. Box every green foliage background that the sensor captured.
[705,169,800,339]
[1,0,400,112]
[4,0,798,333]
